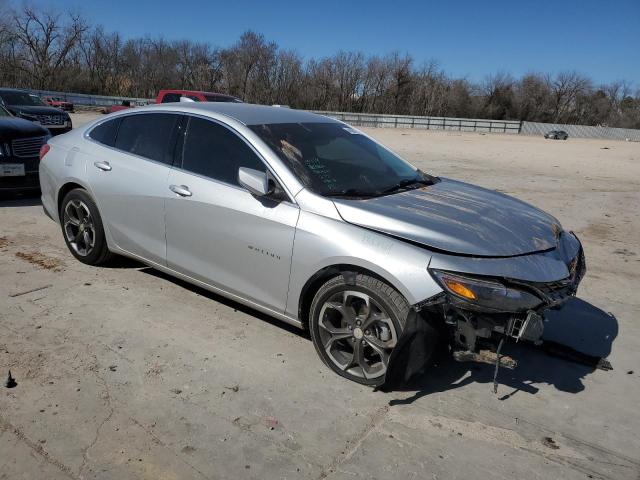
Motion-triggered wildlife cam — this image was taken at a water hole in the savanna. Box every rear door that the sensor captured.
[86,112,182,265]
[165,115,299,312]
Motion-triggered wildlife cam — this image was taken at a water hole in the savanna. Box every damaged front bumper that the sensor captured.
[421,242,586,361]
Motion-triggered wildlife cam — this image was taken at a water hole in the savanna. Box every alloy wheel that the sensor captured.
[63,199,95,257]
[318,290,398,380]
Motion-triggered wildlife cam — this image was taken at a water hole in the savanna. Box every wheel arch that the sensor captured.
[297,263,409,330]
[57,181,87,218]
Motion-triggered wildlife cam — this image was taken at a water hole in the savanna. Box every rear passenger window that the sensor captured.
[89,118,121,147]
[115,113,181,164]
[180,117,265,186]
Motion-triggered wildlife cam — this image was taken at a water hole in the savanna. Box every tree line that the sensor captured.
[1,4,639,128]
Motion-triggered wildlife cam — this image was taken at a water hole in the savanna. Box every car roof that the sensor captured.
[154,102,339,126]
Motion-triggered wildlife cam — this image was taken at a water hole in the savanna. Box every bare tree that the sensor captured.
[549,71,592,123]
[12,6,87,89]
[0,3,637,128]
[221,31,276,101]
[410,60,448,116]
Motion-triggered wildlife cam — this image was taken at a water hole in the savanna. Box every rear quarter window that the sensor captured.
[88,118,122,147]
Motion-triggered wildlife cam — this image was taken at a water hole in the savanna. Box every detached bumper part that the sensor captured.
[507,310,545,345]
[452,349,517,369]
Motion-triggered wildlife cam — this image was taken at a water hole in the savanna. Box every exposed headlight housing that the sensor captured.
[430,270,543,313]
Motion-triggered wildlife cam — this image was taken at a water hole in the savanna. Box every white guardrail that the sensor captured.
[314,111,522,134]
[28,89,640,141]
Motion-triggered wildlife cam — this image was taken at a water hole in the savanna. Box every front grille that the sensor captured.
[36,114,64,126]
[522,250,585,306]
[12,136,46,158]
[531,278,574,304]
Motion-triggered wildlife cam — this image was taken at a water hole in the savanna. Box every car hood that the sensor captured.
[8,105,66,116]
[0,117,49,141]
[332,178,561,257]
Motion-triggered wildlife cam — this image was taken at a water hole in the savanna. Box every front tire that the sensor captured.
[309,274,410,386]
[60,188,113,265]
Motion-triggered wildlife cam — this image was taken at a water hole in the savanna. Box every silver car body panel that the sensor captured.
[40,103,576,330]
[86,140,173,265]
[165,167,300,313]
[429,231,581,283]
[285,207,442,317]
[333,178,561,257]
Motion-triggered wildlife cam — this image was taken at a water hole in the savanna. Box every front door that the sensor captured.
[165,116,299,313]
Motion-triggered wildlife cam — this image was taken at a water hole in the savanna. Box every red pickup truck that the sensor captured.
[156,90,241,104]
[43,96,74,112]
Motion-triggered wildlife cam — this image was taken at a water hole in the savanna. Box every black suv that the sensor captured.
[0,105,50,193]
[0,88,72,135]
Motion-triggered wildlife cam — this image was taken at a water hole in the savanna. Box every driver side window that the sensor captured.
[180,116,265,187]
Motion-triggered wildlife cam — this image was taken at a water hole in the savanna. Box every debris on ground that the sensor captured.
[15,251,63,272]
[5,371,17,388]
[108,365,117,372]
[170,388,182,395]
[224,384,239,392]
[265,416,279,430]
[542,436,560,450]
[9,284,52,298]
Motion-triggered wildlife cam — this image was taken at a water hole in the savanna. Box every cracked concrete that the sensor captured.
[1,117,639,479]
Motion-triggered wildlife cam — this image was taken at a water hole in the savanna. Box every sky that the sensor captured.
[20,0,640,86]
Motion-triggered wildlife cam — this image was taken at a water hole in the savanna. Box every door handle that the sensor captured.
[94,161,112,171]
[169,184,192,197]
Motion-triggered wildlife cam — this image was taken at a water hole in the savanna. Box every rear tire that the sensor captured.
[60,188,113,265]
[309,273,410,386]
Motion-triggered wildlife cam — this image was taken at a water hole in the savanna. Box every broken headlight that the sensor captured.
[429,270,543,313]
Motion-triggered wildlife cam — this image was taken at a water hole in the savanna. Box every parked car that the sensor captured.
[544,130,569,140]
[108,100,133,114]
[156,89,241,104]
[0,88,72,135]
[43,95,75,112]
[40,103,585,386]
[0,104,50,193]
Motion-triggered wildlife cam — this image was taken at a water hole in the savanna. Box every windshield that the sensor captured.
[0,92,46,106]
[249,122,430,197]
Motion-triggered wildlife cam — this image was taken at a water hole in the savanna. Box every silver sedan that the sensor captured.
[40,103,585,386]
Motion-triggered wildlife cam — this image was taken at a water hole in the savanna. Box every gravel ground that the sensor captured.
[1,113,639,479]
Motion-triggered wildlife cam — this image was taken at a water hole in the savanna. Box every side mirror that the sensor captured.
[238,167,272,196]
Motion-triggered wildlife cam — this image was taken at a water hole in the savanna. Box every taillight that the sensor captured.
[39,143,50,160]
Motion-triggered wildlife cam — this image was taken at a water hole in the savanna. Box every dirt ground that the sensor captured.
[1,112,639,479]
